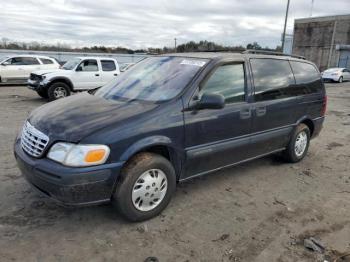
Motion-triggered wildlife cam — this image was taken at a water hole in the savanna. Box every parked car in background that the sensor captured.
[120,62,135,72]
[27,57,120,101]
[0,55,59,84]
[321,67,350,83]
[14,52,326,221]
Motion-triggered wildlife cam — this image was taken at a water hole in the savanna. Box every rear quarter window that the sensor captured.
[40,58,54,64]
[250,58,295,101]
[290,61,322,94]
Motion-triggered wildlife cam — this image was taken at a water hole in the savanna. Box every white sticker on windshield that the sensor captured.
[180,59,206,67]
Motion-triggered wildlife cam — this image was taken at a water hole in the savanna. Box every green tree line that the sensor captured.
[0,38,281,54]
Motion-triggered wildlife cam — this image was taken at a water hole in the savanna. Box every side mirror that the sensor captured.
[196,93,225,110]
[76,66,82,71]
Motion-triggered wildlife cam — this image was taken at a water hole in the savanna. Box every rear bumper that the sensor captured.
[311,116,325,139]
[14,139,124,206]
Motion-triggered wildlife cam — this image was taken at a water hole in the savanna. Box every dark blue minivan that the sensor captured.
[14,52,326,221]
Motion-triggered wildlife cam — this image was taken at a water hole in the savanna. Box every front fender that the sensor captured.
[119,135,172,162]
[46,76,74,90]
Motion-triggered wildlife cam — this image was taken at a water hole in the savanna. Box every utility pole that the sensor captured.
[174,38,177,53]
[281,0,290,53]
[310,0,314,17]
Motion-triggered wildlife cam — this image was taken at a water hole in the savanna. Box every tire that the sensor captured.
[112,152,176,222]
[36,90,48,99]
[48,82,70,101]
[283,123,310,163]
[338,76,343,83]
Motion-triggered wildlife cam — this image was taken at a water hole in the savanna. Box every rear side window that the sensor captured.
[250,59,295,101]
[40,58,54,64]
[22,57,40,65]
[101,60,116,71]
[290,61,322,94]
[200,64,245,103]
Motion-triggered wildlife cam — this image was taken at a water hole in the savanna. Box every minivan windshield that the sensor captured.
[95,56,208,102]
[62,58,82,70]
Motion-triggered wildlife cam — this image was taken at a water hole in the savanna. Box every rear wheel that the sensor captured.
[112,152,176,222]
[283,123,310,163]
[48,82,70,101]
[338,76,343,83]
[36,89,48,98]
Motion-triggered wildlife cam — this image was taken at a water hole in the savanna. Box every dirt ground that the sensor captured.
[0,82,349,262]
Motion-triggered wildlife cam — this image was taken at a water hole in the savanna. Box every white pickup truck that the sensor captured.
[28,57,120,101]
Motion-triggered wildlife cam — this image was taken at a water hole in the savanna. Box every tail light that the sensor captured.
[321,96,327,116]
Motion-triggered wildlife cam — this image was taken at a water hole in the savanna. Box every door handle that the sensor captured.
[114,73,118,76]
[95,74,100,76]
[240,108,251,119]
[256,106,266,117]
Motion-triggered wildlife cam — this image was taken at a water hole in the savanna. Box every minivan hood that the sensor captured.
[28,93,157,143]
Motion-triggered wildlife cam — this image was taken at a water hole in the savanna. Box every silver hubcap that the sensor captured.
[295,131,308,157]
[53,86,67,98]
[132,169,168,212]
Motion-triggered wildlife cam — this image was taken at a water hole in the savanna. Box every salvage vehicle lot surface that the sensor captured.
[0,83,349,262]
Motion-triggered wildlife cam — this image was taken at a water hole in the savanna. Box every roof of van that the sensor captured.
[161,52,307,62]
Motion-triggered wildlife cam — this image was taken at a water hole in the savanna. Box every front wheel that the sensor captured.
[338,76,343,83]
[48,82,70,101]
[283,123,310,163]
[112,152,176,222]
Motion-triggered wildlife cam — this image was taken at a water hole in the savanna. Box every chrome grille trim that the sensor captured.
[21,121,49,157]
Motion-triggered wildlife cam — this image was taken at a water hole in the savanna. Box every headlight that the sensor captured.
[47,142,110,167]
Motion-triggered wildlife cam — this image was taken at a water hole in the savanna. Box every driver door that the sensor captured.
[71,59,102,90]
[183,62,253,179]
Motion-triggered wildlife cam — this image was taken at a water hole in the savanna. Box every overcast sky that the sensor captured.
[1,0,349,49]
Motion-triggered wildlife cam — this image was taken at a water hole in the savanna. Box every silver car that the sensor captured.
[321,67,350,83]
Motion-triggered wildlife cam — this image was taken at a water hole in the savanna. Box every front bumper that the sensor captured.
[27,79,48,91]
[322,76,339,82]
[14,139,124,206]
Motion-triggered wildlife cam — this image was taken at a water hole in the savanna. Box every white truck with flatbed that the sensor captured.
[28,57,120,101]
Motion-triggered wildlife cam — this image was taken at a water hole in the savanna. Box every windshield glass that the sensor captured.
[62,58,81,70]
[95,56,208,102]
[0,56,9,63]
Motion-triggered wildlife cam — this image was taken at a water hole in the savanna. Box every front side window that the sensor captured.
[200,64,245,103]
[77,59,98,72]
[4,57,26,65]
[96,56,208,102]
[101,60,116,71]
[250,59,295,101]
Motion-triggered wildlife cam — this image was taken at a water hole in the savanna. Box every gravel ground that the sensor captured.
[0,83,349,262]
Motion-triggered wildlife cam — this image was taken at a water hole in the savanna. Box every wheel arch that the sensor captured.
[297,117,315,137]
[48,77,74,91]
[119,136,183,180]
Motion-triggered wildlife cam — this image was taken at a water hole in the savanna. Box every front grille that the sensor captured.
[21,121,49,157]
[30,73,42,81]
